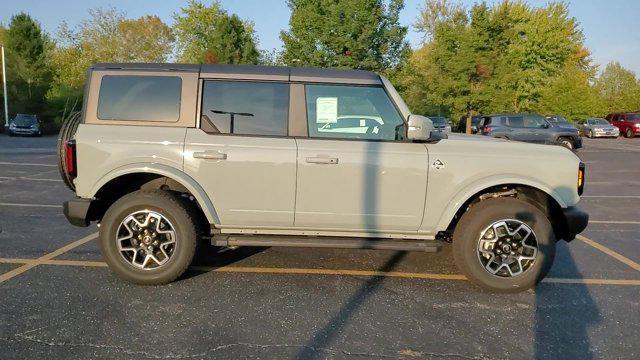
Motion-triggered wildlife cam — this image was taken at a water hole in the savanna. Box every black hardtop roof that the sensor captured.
[90,63,381,84]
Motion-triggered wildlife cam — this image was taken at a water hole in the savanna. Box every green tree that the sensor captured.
[5,13,52,116]
[173,0,260,64]
[594,62,640,114]
[280,0,409,74]
[401,0,593,126]
[49,8,174,121]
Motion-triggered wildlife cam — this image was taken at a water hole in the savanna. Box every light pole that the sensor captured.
[1,45,8,129]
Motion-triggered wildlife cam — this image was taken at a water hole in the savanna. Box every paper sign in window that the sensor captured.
[316,97,338,123]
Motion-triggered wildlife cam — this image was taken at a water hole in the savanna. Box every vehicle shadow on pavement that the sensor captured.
[531,208,600,359]
[295,250,408,359]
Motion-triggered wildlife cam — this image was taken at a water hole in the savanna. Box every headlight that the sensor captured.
[9,124,15,129]
[635,123,640,128]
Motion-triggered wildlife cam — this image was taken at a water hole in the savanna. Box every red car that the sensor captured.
[606,112,640,138]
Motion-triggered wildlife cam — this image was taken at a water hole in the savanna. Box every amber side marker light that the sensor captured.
[578,162,585,195]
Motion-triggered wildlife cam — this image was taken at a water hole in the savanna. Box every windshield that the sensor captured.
[429,117,447,125]
[589,118,609,125]
[12,115,37,126]
[547,116,570,124]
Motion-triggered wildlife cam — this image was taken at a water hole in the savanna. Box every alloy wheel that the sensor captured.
[477,219,538,277]
[116,210,177,270]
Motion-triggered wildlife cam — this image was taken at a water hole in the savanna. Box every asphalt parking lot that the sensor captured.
[0,134,639,359]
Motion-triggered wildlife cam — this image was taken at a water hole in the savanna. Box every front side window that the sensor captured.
[305,85,404,140]
[201,81,289,136]
[98,75,181,121]
[524,115,546,128]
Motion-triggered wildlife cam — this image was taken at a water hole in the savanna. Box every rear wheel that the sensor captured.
[453,197,556,292]
[99,190,197,285]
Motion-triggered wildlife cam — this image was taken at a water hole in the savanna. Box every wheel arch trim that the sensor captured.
[434,176,568,232]
[89,163,220,225]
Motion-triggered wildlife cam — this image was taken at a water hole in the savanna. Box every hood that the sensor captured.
[592,124,617,130]
[445,133,507,142]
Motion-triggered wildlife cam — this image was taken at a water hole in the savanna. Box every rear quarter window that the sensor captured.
[97,75,182,122]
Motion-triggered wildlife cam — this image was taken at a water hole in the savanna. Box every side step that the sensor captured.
[212,235,441,252]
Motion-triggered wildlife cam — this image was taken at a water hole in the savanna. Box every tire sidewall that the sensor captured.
[453,198,556,292]
[99,192,196,284]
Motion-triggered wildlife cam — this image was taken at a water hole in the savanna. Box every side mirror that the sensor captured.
[407,115,438,142]
[542,123,550,129]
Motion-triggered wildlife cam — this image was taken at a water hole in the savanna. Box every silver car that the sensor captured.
[578,118,620,138]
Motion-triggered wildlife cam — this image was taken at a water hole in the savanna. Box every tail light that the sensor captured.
[483,126,492,135]
[65,140,77,178]
[577,162,585,196]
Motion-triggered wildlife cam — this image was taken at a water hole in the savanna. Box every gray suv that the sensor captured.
[479,113,582,149]
[59,63,588,292]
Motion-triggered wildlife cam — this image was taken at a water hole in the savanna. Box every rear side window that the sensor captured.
[507,116,524,127]
[98,75,182,122]
[201,81,289,136]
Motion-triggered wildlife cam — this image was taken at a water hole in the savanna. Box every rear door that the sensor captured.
[294,84,429,232]
[184,80,297,228]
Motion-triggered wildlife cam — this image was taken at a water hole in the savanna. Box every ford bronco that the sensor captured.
[60,63,588,292]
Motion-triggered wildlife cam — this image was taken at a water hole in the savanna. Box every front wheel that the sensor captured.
[453,197,556,292]
[626,129,634,138]
[559,137,574,149]
[587,130,593,138]
[99,190,198,285]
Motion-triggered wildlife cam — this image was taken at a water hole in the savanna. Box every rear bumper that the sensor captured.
[560,206,589,242]
[63,198,92,227]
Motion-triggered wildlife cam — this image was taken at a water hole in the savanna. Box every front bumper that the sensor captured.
[9,128,39,135]
[560,206,589,242]
[63,198,92,227]
[593,129,619,137]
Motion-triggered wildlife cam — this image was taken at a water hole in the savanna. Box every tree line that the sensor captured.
[0,0,639,128]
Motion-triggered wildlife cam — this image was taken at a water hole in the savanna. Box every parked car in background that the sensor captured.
[8,114,42,136]
[577,118,620,138]
[606,112,640,138]
[428,116,451,133]
[455,115,482,133]
[478,113,582,149]
[545,115,578,131]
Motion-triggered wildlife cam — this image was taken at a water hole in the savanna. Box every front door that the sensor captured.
[184,80,297,228]
[294,84,429,232]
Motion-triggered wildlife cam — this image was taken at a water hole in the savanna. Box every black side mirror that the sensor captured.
[542,123,549,129]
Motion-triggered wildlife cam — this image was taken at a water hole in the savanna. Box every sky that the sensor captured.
[1,0,639,74]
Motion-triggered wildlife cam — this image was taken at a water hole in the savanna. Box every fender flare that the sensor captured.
[434,175,568,231]
[89,163,220,225]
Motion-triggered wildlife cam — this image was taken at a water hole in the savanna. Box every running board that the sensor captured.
[212,235,441,252]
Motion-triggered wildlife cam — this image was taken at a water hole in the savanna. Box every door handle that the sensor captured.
[193,151,227,160]
[306,157,339,164]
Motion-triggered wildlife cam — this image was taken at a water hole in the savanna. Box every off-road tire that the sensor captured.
[453,197,556,293]
[57,112,82,191]
[99,190,198,285]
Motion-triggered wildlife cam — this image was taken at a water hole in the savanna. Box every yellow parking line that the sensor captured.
[576,234,640,272]
[0,233,98,284]
[1,256,639,286]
